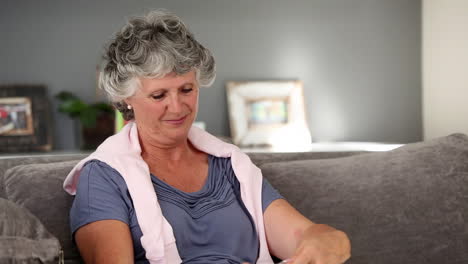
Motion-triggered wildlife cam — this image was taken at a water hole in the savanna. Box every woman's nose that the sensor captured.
[167,94,182,113]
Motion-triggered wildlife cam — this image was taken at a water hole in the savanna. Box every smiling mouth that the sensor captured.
[164,115,187,125]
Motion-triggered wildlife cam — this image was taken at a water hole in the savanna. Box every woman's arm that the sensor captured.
[75,219,134,264]
[264,199,351,264]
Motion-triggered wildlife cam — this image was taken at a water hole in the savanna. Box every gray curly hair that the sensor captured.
[99,9,216,120]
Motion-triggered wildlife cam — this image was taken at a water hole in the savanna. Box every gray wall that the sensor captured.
[0,0,421,150]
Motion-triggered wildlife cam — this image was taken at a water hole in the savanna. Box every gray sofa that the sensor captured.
[1,133,468,264]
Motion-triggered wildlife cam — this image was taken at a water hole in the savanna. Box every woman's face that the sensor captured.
[125,71,199,146]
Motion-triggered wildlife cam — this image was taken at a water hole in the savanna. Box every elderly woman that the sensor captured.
[64,10,350,264]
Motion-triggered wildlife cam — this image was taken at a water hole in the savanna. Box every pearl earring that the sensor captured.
[127,105,132,110]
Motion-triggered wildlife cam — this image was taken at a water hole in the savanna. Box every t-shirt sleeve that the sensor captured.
[69,160,132,237]
[261,177,284,212]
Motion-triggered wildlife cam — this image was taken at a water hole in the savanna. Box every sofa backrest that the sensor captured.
[259,134,468,263]
[0,151,362,262]
[2,133,468,264]
[0,154,87,199]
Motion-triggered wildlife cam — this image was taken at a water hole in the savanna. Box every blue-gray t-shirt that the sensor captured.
[70,155,283,264]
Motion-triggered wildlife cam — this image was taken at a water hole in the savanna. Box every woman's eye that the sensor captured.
[181,87,193,93]
[151,94,165,100]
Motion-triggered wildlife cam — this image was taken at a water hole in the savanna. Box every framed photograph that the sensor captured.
[226,80,311,148]
[0,97,34,136]
[0,85,53,152]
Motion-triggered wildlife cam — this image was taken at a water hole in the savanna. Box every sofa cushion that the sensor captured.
[259,133,468,264]
[0,154,88,199]
[3,160,80,262]
[0,197,62,263]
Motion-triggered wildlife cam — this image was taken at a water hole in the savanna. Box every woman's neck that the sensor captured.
[137,128,197,165]
[141,140,193,163]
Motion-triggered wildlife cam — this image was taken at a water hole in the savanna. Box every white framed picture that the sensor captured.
[226,80,311,148]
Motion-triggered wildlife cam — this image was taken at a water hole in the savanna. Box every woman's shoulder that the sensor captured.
[80,159,127,186]
[71,160,135,234]
[83,159,118,172]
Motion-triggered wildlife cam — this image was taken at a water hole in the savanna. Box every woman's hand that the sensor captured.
[264,199,351,264]
[288,224,350,264]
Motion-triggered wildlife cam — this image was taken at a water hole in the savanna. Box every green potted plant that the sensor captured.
[55,91,115,150]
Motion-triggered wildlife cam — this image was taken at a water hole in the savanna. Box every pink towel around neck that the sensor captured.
[63,121,274,264]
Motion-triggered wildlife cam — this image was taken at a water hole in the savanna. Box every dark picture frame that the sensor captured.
[0,85,53,152]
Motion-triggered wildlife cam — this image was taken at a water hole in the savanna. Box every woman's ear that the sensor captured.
[123,98,132,106]
[121,99,132,110]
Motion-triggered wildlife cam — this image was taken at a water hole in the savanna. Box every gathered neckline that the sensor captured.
[150,155,237,219]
